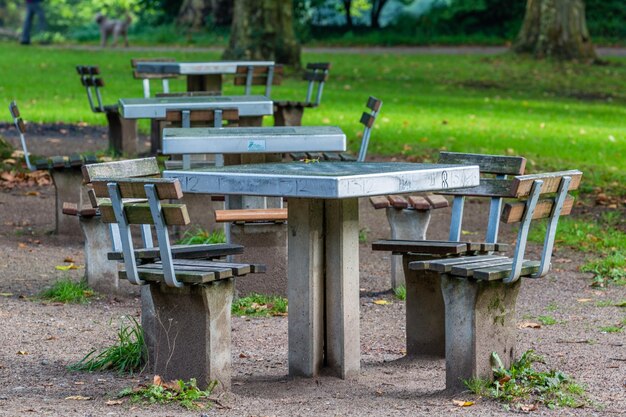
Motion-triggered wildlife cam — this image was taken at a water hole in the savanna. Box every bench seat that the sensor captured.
[371,239,508,255]
[215,208,288,224]
[107,243,244,261]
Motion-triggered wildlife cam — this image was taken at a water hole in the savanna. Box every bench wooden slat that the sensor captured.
[339,153,357,161]
[99,202,190,226]
[408,195,430,210]
[369,196,391,209]
[108,243,244,261]
[165,109,239,122]
[164,259,251,276]
[512,170,583,197]
[366,96,382,111]
[62,202,78,216]
[322,152,342,161]
[51,156,66,169]
[473,260,542,281]
[438,152,526,176]
[215,208,288,223]
[234,65,284,85]
[451,258,515,277]
[501,195,575,224]
[290,152,307,160]
[424,194,449,209]
[387,195,409,209]
[120,268,220,284]
[409,255,508,272]
[83,157,160,183]
[371,240,468,255]
[359,112,375,128]
[437,178,515,197]
[144,261,234,279]
[91,178,183,199]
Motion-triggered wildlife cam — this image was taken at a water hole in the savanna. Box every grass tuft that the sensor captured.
[465,350,587,409]
[68,316,146,374]
[39,278,94,304]
[119,377,216,410]
[393,285,406,301]
[176,228,226,245]
[232,293,288,317]
[537,315,558,326]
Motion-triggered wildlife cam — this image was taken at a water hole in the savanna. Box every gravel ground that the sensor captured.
[0,124,624,416]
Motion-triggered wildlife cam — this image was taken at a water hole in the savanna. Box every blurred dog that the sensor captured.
[95,13,131,47]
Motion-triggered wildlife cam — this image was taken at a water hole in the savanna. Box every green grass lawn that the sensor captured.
[0,42,624,195]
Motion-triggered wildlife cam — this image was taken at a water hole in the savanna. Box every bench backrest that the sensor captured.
[130,58,178,98]
[8,101,34,171]
[356,96,383,162]
[234,65,284,97]
[91,176,189,287]
[498,170,582,283]
[437,152,527,244]
[302,62,331,106]
[76,65,106,113]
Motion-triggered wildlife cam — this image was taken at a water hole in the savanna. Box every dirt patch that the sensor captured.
[0,126,625,416]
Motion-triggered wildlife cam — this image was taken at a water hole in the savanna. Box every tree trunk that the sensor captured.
[177,0,209,30]
[343,0,353,28]
[513,0,597,61]
[370,0,388,29]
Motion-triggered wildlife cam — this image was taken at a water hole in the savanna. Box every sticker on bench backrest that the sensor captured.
[247,139,266,151]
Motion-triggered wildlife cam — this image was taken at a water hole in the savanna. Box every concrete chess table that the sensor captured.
[135,61,275,93]
[164,161,480,378]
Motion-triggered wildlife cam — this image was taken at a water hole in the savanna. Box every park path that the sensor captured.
[49,44,626,57]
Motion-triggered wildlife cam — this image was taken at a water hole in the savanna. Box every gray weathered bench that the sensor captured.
[90,173,264,391]
[233,64,283,97]
[8,101,98,236]
[75,65,138,156]
[407,170,581,390]
[372,152,526,355]
[273,62,331,126]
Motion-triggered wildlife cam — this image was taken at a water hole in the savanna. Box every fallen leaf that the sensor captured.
[105,399,123,406]
[63,257,75,263]
[239,353,249,358]
[55,263,79,271]
[64,396,91,401]
[452,400,474,407]
[519,403,538,412]
[373,299,390,305]
[25,191,40,197]
[577,298,593,303]
[519,322,541,329]
[74,381,85,385]
[18,243,28,249]
[0,292,13,297]
[153,375,163,386]
[17,351,28,355]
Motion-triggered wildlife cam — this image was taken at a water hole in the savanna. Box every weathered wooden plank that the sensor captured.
[387,195,409,209]
[473,260,541,281]
[144,262,234,279]
[437,178,515,197]
[366,96,382,111]
[167,259,251,276]
[234,65,284,85]
[78,206,98,217]
[369,196,391,209]
[214,208,288,223]
[306,62,332,71]
[339,153,357,161]
[512,170,582,197]
[322,152,342,161]
[421,255,509,273]
[99,202,190,225]
[51,156,66,169]
[120,268,221,284]
[372,239,467,255]
[424,194,449,209]
[108,243,244,261]
[62,202,78,216]
[290,152,307,161]
[501,195,575,224]
[165,109,239,122]
[451,259,514,277]
[91,178,182,199]
[82,157,159,183]
[438,152,526,175]
[408,195,430,210]
[359,112,375,128]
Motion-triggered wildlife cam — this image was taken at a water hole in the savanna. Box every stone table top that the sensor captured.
[164,161,480,199]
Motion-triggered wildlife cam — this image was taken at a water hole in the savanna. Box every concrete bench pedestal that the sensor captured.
[105,111,138,156]
[51,169,90,237]
[230,223,287,296]
[387,207,431,289]
[442,277,521,391]
[144,280,234,391]
[79,216,121,293]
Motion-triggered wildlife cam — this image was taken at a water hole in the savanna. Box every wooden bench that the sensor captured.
[372,152,526,357]
[90,174,264,391]
[130,58,178,99]
[76,65,138,156]
[77,157,245,294]
[273,62,331,126]
[215,208,288,224]
[233,64,284,97]
[407,170,582,391]
[9,101,99,236]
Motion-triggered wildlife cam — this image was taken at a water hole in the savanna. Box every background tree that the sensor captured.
[514,0,597,61]
[177,0,232,30]
[223,0,300,67]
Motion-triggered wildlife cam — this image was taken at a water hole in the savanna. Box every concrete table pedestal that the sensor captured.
[50,169,91,237]
[79,216,121,293]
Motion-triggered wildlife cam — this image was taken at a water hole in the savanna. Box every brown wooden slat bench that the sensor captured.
[234,64,283,97]
[372,152,526,358]
[407,170,582,391]
[274,62,331,126]
[8,101,99,236]
[215,208,288,224]
[76,65,138,156]
[91,173,265,391]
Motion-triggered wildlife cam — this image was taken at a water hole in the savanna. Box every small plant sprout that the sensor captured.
[358,227,370,243]
[119,376,217,410]
[68,316,146,374]
[464,350,588,409]
[538,315,558,326]
[177,228,226,245]
[394,285,406,301]
[232,293,288,317]
[39,278,94,304]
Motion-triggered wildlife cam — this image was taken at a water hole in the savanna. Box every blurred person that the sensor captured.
[21,0,46,45]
